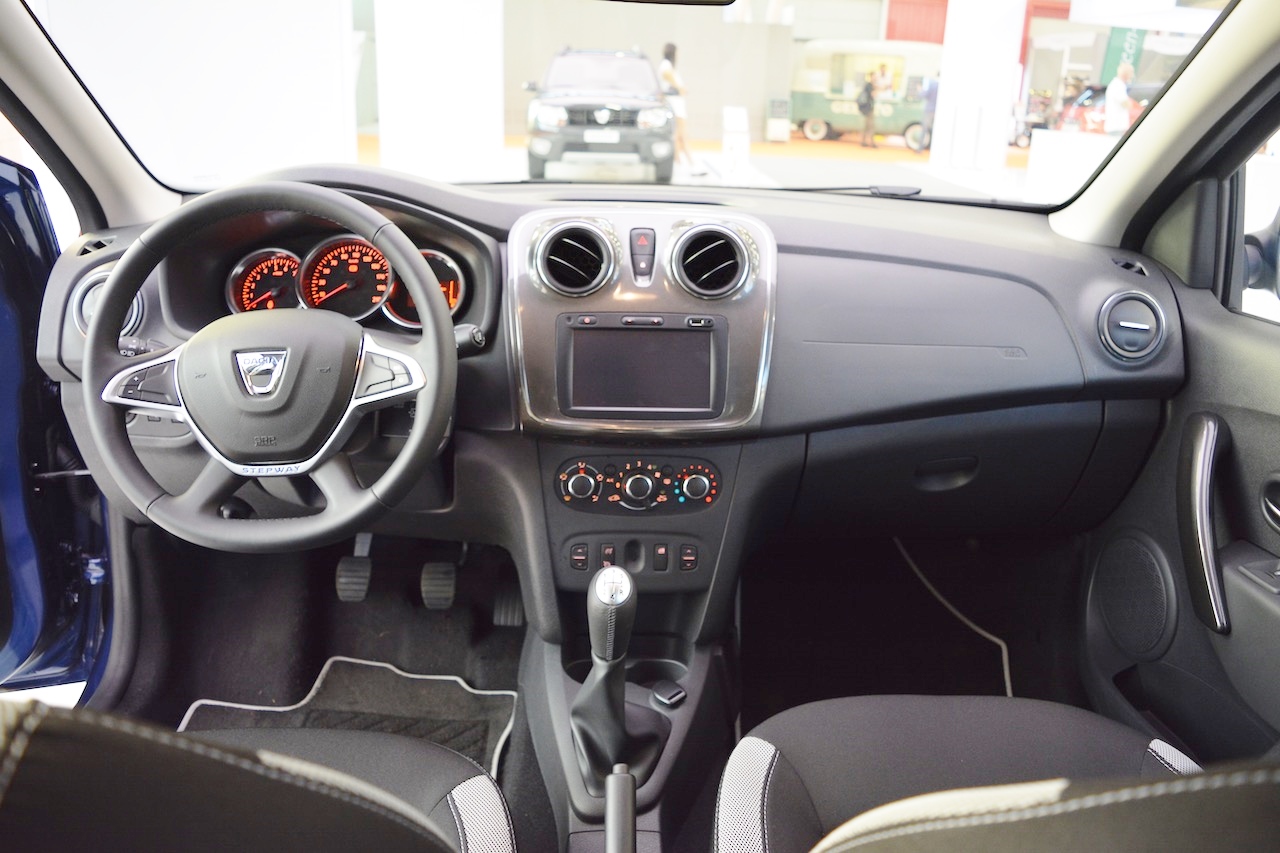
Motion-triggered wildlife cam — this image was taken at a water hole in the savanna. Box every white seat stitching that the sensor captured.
[761,748,781,853]
[825,768,1280,851]
[448,791,468,852]
[73,708,443,842]
[1146,745,1179,775]
[0,703,50,808]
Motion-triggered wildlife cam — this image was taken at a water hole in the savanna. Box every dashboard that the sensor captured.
[35,165,1188,636]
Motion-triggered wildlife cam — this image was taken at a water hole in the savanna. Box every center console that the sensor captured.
[507,207,776,595]
[507,208,778,847]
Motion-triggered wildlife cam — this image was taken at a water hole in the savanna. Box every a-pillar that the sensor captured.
[374,0,506,182]
[928,0,1027,173]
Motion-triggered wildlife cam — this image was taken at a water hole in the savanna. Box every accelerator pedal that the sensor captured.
[493,582,525,628]
[336,532,374,603]
[420,562,457,610]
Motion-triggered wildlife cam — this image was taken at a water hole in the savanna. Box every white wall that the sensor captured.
[30,0,358,190]
[929,0,1027,173]
[373,0,504,183]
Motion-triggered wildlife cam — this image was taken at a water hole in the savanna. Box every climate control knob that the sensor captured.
[682,474,711,500]
[624,474,655,502]
[567,472,597,499]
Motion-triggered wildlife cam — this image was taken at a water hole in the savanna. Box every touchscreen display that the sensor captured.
[571,328,712,411]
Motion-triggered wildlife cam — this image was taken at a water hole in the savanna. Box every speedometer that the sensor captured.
[298,236,392,320]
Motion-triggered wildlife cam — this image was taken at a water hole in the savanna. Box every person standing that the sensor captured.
[921,75,939,151]
[660,43,703,175]
[873,63,893,97]
[858,72,877,148]
[1104,62,1136,135]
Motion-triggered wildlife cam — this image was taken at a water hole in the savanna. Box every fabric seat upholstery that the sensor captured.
[197,727,515,852]
[714,695,1202,853]
[0,701,515,853]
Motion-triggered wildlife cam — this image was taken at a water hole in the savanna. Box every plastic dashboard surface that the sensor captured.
[35,169,1186,546]
[37,172,1189,434]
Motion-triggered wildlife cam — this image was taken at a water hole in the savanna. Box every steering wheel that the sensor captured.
[81,182,457,553]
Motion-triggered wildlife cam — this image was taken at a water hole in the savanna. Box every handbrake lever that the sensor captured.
[605,763,636,853]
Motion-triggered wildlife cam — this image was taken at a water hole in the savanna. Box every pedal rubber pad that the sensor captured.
[493,582,525,628]
[336,556,372,603]
[420,562,457,610]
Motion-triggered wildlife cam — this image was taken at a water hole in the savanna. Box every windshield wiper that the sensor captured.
[793,185,923,197]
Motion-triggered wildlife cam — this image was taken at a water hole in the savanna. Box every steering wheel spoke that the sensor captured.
[100,345,186,417]
[170,457,246,514]
[351,332,428,411]
[308,452,363,506]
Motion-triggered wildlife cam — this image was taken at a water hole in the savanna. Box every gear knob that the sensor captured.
[587,566,636,662]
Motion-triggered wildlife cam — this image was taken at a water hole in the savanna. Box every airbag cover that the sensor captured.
[177,310,362,463]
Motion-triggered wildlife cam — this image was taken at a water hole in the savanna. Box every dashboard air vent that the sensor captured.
[536,223,613,296]
[1113,257,1148,276]
[673,225,748,298]
[78,236,115,256]
[1099,291,1164,361]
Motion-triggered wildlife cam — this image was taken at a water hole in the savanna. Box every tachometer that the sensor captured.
[226,249,300,313]
[298,236,393,319]
[383,250,467,328]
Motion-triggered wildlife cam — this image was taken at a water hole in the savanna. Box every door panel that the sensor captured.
[1081,199,1280,762]
[0,155,107,694]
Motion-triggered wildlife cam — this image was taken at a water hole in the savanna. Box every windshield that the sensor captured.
[28,0,1229,202]
[543,53,660,95]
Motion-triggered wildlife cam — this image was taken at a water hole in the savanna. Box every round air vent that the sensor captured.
[73,267,143,337]
[535,222,614,296]
[1098,291,1164,361]
[672,225,749,298]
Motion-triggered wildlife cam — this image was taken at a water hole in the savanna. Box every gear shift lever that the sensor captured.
[587,566,636,663]
[571,567,659,794]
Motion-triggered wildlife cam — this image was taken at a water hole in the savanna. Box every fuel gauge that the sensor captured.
[383,249,467,328]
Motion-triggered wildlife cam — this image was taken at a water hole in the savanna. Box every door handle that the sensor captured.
[1176,412,1232,633]
[1265,495,1280,527]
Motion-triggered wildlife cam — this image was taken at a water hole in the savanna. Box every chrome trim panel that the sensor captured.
[508,208,776,437]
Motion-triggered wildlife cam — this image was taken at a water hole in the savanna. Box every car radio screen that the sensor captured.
[571,328,712,411]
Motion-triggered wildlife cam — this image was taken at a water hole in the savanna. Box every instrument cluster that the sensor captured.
[225,234,467,328]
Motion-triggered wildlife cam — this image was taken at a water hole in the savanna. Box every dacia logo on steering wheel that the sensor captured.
[235,350,288,396]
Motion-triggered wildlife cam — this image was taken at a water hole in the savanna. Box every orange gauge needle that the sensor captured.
[313,282,351,305]
[245,288,282,309]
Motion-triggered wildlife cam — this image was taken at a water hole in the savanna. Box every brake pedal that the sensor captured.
[336,533,373,603]
[493,582,525,628]
[420,562,457,610]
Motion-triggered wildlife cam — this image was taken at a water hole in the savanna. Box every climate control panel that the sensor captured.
[555,456,721,513]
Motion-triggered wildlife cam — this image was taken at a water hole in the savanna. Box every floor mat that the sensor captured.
[739,536,1087,731]
[178,656,517,777]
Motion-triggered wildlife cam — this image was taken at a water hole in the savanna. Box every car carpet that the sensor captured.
[738,536,1086,732]
[178,656,517,777]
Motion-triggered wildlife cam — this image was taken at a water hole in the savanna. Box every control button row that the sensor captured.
[567,540,699,573]
[356,352,413,397]
[117,361,179,405]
